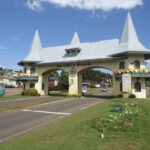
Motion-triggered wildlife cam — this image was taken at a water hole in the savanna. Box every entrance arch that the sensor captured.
[41,68,69,96]
[66,61,120,97]
[77,66,113,97]
[17,13,150,98]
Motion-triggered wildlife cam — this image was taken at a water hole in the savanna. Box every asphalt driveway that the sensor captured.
[0,97,105,143]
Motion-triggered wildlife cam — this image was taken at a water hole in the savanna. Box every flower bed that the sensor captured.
[14,73,39,78]
[114,68,150,74]
[90,100,143,138]
[13,73,39,81]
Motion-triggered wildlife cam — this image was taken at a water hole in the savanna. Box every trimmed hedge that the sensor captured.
[22,88,39,96]
[128,94,136,98]
[116,94,124,98]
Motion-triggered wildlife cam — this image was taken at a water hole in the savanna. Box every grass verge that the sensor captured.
[0,95,34,102]
[0,99,150,150]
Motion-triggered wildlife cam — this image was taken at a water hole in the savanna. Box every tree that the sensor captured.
[48,71,59,78]
[82,69,112,84]
[59,71,69,90]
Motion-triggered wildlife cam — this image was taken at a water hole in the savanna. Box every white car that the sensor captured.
[82,86,87,94]
[95,84,101,88]
[101,85,108,92]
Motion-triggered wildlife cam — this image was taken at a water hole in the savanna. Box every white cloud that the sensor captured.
[102,14,107,19]
[26,0,44,12]
[26,0,143,12]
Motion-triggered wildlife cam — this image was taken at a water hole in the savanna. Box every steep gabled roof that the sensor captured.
[24,30,42,62]
[111,12,149,56]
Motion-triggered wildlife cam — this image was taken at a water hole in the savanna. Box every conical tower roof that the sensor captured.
[111,12,148,56]
[121,12,139,43]
[24,30,42,62]
[70,32,80,47]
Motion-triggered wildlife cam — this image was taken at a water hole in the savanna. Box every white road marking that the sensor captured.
[0,97,77,114]
[22,109,71,115]
[27,97,79,109]
[80,101,103,110]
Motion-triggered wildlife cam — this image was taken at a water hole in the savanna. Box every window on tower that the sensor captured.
[119,61,125,69]
[133,60,140,69]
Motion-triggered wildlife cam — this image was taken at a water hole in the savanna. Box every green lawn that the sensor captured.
[0,99,150,150]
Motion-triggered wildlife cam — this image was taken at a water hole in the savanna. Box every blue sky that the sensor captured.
[0,0,150,70]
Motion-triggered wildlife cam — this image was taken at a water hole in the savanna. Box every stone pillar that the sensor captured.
[68,71,82,97]
[25,82,30,89]
[78,72,82,97]
[43,73,49,96]
[35,74,44,95]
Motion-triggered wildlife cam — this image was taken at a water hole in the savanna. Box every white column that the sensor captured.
[69,72,82,97]
[35,74,44,95]
[43,73,49,95]
[78,72,82,97]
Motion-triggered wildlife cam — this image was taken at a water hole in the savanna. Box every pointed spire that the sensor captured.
[113,12,147,53]
[121,12,139,43]
[70,32,80,47]
[30,30,42,53]
[25,30,42,62]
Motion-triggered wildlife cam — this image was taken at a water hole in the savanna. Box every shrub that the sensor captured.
[21,91,24,95]
[111,104,125,112]
[89,84,95,88]
[24,88,38,96]
[49,86,61,91]
[109,96,116,99]
[117,94,123,98]
[128,94,136,98]
[49,84,69,91]
[67,94,78,97]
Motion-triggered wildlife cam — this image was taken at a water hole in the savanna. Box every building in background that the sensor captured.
[0,66,22,88]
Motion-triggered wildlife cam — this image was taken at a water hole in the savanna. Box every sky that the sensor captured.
[0,0,150,70]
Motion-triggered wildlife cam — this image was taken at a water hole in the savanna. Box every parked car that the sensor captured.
[95,84,101,88]
[5,83,14,88]
[101,84,108,92]
[82,86,88,95]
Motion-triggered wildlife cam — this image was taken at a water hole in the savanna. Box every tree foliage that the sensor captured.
[48,69,112,90]
[82,69,112,83]
[59,71,69,89]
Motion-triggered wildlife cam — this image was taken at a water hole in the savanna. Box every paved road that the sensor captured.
[0,97,104,143]
[0,96,66,111]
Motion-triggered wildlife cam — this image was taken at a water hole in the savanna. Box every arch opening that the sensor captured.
[78,67,113,98]
[42,69,69,96]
